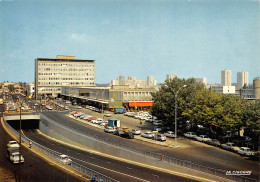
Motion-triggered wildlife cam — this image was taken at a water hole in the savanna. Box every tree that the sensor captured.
[8,84,15,92]
[151,77,258,142]
[242,101,260,140]
[151,78,204,128]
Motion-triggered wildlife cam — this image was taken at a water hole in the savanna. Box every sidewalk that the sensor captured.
[0,166,16,182]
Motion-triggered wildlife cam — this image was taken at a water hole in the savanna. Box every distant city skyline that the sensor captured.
[0,0,259,84]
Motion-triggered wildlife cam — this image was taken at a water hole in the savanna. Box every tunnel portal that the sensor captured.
[4,114,40,130]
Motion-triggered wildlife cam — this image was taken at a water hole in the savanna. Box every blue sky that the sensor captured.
[0,0,259,84]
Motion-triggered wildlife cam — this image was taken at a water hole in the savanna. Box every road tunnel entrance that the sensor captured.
[7,119,39,130]
[4,114,40,130]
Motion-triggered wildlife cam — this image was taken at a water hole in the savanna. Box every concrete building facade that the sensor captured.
[166,74,178,81]
[26,83,35,97]
[35,55,95,99]
[111,76,157,89]
[253,78,260,99]
[61,85,156,111]
[237,72,248,88]
[195,78,207,85]
[221,69,231,86]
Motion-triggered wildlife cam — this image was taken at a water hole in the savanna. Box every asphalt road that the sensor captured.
[41,111,260,181]
[2,94,259,181]
[22,130,198,182]
[0,94,84,182]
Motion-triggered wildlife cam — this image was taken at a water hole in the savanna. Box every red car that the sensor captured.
[86,116,97,122]
[71,111,79,116]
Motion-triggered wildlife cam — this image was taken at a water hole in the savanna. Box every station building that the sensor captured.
[60,85,157,111]
[35,55,95,99]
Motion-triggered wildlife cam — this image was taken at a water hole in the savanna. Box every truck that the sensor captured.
[7,147,24,164]
[108,118,121,128]
[114,107,126,114]
[114,127,134,139]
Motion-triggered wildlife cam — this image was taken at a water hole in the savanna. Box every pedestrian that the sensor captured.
[29,140,32,149]
[99,177,104,182]
[91,175,97,182]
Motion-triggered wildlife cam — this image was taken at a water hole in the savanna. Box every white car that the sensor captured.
[104,112,111,117]
[154,134,167,141]
[10,152,24,164]
[141,131,154,139]
[104,127,115,133]
[237,147,254,156]
[59,154,72,165]
[92,118,102,124]
[131,129,141,135]
[164,131,175,138]
[99,120,108,126]
[153,120,163,126]
[91,120,99,124]
[184,132,197,139]
[7,141,20,148]
[220,142,240,152]
[77,106,82,109]
[195,135,211,142]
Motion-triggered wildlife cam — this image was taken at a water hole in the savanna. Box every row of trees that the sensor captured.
[151,78,260,141]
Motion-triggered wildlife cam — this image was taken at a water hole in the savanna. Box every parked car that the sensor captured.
[131,129,141,135]
[59,154,72,165]
[104,127,115,133]
[220,142,240,152]
[86,116,97,122]
[164,131,175,138]
[154,134,167,141]
[104,112,111,117]
[77,106,82,109]
[153,126,163,132]
[79,114,87,119]
[153,120,163,126]
[92,118,103,124]
[141,131,154,139]
[207,139,221,146]
[99,120,108,126]
[237,147,254,156]
[195,135,211,142]
[184,132,197,139]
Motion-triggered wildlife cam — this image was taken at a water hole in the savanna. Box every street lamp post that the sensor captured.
[166,84,186,148]
[19,96,26,182]
[174,85,187,147]
[101,90,104,120]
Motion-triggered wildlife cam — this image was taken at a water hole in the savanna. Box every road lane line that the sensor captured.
[36,129,231,182]
[72,156,150,182]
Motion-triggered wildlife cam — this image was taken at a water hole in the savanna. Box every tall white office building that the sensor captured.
[221,70,231,86]
[237,72,248,88]
[166,74,178,81]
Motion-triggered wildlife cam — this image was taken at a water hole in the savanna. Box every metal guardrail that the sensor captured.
[4,120,119,182]
[40,114,259,182]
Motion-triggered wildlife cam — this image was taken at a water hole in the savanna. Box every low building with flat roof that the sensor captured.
[61,85,157,111]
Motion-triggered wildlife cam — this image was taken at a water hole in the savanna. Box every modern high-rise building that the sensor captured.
[111,76,157,89]
[237,72,248,88]
[166,74,178,81]
[35,55,95,99]
[221,70,231,86]
[195,78,207,85]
